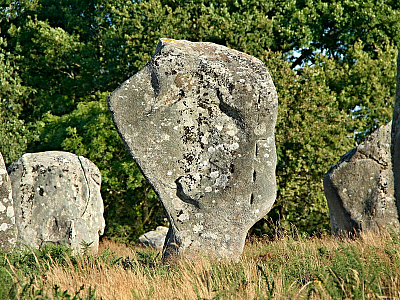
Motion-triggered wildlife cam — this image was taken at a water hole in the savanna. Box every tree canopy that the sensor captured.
[1,0,398,241]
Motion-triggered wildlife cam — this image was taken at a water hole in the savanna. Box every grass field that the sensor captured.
[1,228,400,299]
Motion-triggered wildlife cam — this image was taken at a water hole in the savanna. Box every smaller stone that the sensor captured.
[324,121,398,235]
[138,226,169,250]
[8,151,105,253]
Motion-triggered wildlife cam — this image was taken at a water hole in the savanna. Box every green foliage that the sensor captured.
[259,51,352,233]
[1,0,400,240]
[0,244,69,299]
[325,41,398,141]
[79,241,94,256]
[1,0,103,120]
[0,37,34,165]
[286,0,400,65]
[7,16,84,119]
[5,281,96,300]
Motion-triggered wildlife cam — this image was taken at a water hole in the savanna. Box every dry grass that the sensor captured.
[42,245,258,299]
[4,230,400,299]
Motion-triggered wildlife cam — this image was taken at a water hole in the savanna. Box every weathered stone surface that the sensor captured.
[324,121,398,235]
[138,226,169,250]
[392,46,400,217]
[108,38,278,260]
[7,151,105,253]
[0,152,17,251]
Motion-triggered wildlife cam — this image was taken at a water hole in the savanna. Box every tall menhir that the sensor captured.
[108,39,278,261]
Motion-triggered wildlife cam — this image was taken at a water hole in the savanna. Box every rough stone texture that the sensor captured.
[108,38,278,260]
[7,151,105,253]
[324,121,398,235]
[392,46,400,218]
[0,152,17,251]
[138,226,169,250]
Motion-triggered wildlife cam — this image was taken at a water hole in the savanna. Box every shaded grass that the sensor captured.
[2,229,400,299]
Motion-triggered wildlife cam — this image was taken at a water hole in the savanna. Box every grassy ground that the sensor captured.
[1,229,400,299]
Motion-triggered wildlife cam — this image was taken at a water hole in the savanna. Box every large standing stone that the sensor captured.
[324,121,398,235]
[108,38,278,260]
[392,46,400,217]
[0,152,17,251]
[7,151,105,253]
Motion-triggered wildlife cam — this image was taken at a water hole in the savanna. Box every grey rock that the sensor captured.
[324,121,398,235]
[108,38,278,260]
[7,151,105,253]
[0,152,17,251]
[392,46,400,216]
[138,226,169,250]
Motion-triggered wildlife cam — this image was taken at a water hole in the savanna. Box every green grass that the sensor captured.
[1,229,400,299]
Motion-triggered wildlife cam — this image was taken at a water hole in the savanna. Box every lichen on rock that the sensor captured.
[0,152,17,252]
[7,151,105,253]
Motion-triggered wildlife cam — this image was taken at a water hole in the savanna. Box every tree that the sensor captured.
[1,0,399,241]
[0,37,33,165]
